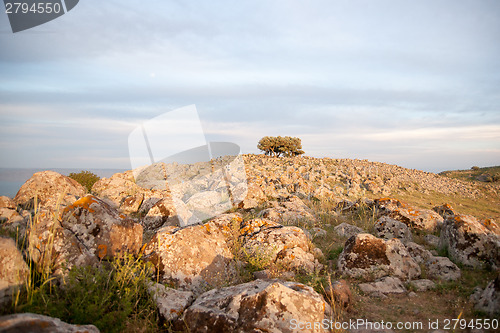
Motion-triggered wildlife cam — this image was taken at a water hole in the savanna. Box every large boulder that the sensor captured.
[0,313,99,333]
[61,195,143,259]
[0,237,29,306]
[337,233,420,280]
[471,274,500,317]
[142,222,238,294]
[182,279,330,333]
[374,216,413,243]
[148,282,194,322]
[241,218,322,274]
[439,215,500,269]
[14,171,86,211]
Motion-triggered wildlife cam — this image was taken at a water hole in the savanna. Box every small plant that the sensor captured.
[68,170,100,192]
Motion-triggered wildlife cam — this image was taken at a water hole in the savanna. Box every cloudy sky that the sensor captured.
[1,0,499,173]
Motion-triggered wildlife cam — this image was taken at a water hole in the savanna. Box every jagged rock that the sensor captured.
[0,196,27,237]
[409,279,436,292]
[439,214,500,269]
[0,237,29,306]
[405,242,433,265]
[240,182,267,209]
[334,223,364,239]
[374,198,405,213]
[143,222,237,294]
[181,279,330,333]
[471,274,500,316]
[337,233,420,280]
[387,206,443,232]
[241,218,322,274]
[425,256,461,281]
[148,282,194,321]
[14,171,86,211]
[374,216,413,243]
[0,313,100,333]
[432,203,456,219]
[358,277,406,295]
[206,213,243,239]
[61,195,143,259]
[259,196,316,225]
[140,196,192,230]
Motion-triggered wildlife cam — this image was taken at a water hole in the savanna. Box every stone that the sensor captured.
[374,216,413,243]
[142,196,178,230]
[259,196,316,225]
[148,282,195,321]
[405,242,433,265]
[334,223,364,239]
[0,196,27,237]
[310,227,327,239]
[61,195,143,259]
[387,206,443,232]
[358,277,406,295]
[0,237,29,306]
[331,279,352,308]
[0,313,100,333]
[424,234,440,248]
[425,257,461,281]
[143,222,237,294]
[471,274,500,316]
[14,171,86,211]
[337,233,420,280]
[432,203,456,219]
[409,279,436,292]
[439,214,500,269]
[182,279,330,333]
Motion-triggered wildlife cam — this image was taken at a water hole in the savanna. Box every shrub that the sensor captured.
[257,136,305,157]
[471,166,480,171]
[69,170,100,192]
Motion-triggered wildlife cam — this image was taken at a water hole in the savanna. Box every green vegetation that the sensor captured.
[68,170,100,192]
[257,136,305,157]
[439,165,500,183]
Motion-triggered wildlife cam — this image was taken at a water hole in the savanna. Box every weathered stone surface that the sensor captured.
[61,195,143,259]
[358,277,406,295]
[259,196,316,225]
[424,234,440,248]
[425,257,461,281]
[0,196,27,237]
[141,196,182,230]
[409,279,436,292]
[334,223,364,239]
[331,279,352,308]
[240,182,267,209]
[388,207,443,232]
[0,313,100,333]
[337,234,420,280]
[405,242,433,265]
[14,171,86,211]
[0,237,29,306]
[471,274,500,316]
[148,282,194,321]
[374,216,413,243]
[432,203,456,219]
[143,222,237,294]
[182,279,330,333]
[241,218,322,274]
[439,214,500,268]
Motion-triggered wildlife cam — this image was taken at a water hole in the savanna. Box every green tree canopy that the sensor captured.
[257,136,305,157]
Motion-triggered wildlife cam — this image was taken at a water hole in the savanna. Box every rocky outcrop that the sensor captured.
[259,196,316,225]
[337,233,420,280]
[142,222,238,294]
[181,279,330,333]
[0,313,100,333]
[439,214,500,269]
[358,277,407,295]
[471,274,500,317]
[0,196,27,237]
[14,171,86,211]
[147,282,194,321]
[0,237,29,306]
[374,216,413,243]
[425,256,461,281]
[241,218,323,274]
[334,223,364,239]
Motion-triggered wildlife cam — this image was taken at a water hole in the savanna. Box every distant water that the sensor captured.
[0,168,126,198]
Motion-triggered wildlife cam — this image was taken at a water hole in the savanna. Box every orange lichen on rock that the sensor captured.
[64,195,99,213]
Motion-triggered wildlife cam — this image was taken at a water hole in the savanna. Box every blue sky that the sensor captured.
[1,0,499,172]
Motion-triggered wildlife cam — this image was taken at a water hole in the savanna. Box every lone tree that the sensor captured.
[257,136,305,157]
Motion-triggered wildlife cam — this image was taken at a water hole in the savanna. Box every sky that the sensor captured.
[0,0,499,173]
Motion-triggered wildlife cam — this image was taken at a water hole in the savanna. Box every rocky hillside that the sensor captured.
[0,154,499,332]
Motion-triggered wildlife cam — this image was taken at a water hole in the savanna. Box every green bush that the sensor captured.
[68,170,100,192]
[11,255,157,333]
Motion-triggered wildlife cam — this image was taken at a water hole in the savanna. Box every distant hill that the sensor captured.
[439,166,500,183]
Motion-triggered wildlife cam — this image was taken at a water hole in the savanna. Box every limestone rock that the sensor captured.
[374,216,413,243]
[432,203,456,219]
[61,195,143,259]
[0,196,27,237]
[439,214,500,268]
[0,237,29,306]
[409,279,436,292]
[425,256,461,281]
[331,279,352,308]
[387,206,443,232]
[14,171,86,211]
[148,282,194,321]
[471,274,500,316]
[337,234,420,280]
[405,242,433,265]
[259,196,316,225]
[358,277,406,295]
[0,313,100,333]
[182,279,330,333]
[143,222,237,294]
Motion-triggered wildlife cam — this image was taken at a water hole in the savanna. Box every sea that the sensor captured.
[0,168,126,198]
